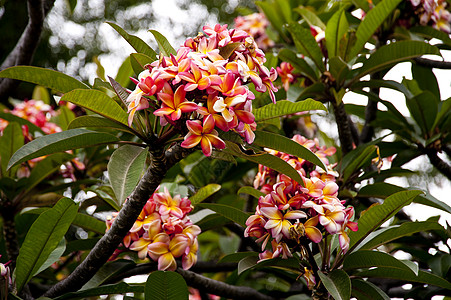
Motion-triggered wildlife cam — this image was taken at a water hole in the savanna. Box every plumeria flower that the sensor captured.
[181,115,226,156]
[154,84,199,122]
[212,94,246,122]
[261,206,307,242]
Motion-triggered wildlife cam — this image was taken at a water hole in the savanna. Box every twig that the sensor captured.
[422,147,451,180]
[413,57,451,69]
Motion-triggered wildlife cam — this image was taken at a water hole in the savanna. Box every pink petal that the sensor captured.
[305,226,323,243]
[186,120,203,134]
[181,134,202,148]
[200,137,213,156]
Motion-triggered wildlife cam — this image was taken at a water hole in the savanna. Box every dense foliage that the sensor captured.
[1,0,451,299]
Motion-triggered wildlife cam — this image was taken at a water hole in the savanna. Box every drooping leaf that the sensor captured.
[411,63,440,101]
[0,66,89,93]
[295,7,326,30]
[189,184,221,205]
[0,122,24,177]
[325,8,348,58]
[348,0,403,59]
[344,250,417,275]
[357,41,440,79]
[351,279,390,300]
[253,99,326,122]
[253,130,327,171]
[130,53,154,75]
[72,213,107,234]
[351,79,413,99]
[107,22,157,60]
[287,22,325,72]
[108,76,131,106]
[432,97,451,130]
[358,182,451,214]
[15,197,78,292]
[237,186,265,199]
[145,271,188,300]
[60,89,129,125]
[108,145,147,205]
[406,91,438,135]
[8,129,119,169]
[341,144,377,184]
[197,203,250,226]
[223,142,304,185]
[347,190,422,253]
[54,282,143,300]
[317,270,351,300]
[278,49,318,82]
[149,30,176,57]
[68,115,135,134]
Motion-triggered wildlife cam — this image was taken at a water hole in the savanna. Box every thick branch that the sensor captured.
[177,268,276,300]
[413,57,451,69]
[423,147,451,180]
[0,0,56,101]
[360,72,381,143]
[44,144,191,298]
[332,101,355,155]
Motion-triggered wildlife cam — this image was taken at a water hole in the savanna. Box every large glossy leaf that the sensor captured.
[356,220,443,251]
[68,115,135,134]
[15,197,78,292]
[355,268,451,290]
[72,213,106,234]
[348,0,403,59]
[114,56,134,88]
[107,22,157,60]
[81,259,136,290]
[410,26,451,47]
[56,106,76,131]
[351,79,413,99]
[0,112,44,134]
[0,122,24,177]
[406,91,438,135]
[149,30,176,57]
[325,8,348,58]
[357,41,440,79]
[8,129,119,169]
[254,99,326,122]
[358,182,451,214]
[197,203,250,226]
[54,282,143,300]
[0,66,89,93]
[295,7,326,30]
[218,251,257,263]
[223,142,304,185]
[318,270,351,300]
[145,271,188,300]
[237,186,265,199]
[256,1,289,40]
[278,49,318,82]
[344,250,417,275]
[341,144,377,184]
[34,238,66,276]
[254,130,327,171]
[60,89,129,125]
[189,184,221,205]
[287,22,325,72]
[351,279,390,300]
[412,64,440,101]
[347,190,422,253]
[130,53,154,75]
[108,145,147,205]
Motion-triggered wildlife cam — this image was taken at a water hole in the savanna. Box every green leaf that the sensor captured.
[295,7,326,30]
[256,1,288,40]
[433,98,451,130]
[406,91,438,135]
[412,63,440,101]
[219,42,241,60]
[318,270,351,300]
[351,79,413,99]
[130,53,154,75]
[254,99,326,122]
[287,22,325,72]
[34,238,66,275]
[0,122,24,177]
[149,30,176,57]
[357,41,440,79]
[60,89,129,125]
[145,271,188,300]
[107,22,157,60]
[81,259,135,290]
[237,186,265,199]
[68,115,135,134]
[238,255,259,275]
[15,197,78,292]
[73,213,106,234]
[0,111,44,135]
[329,57,350,86]
[325,8,348,58]
[0,66,89,93]
[344,250,417,275]
[56,106,76,131]
[410,26,451,47]
[348,0,403,59]
[358,182,451,214]
[355,268,451,290]
[341,144,377,184]
[197,203,250,227]
[115,56,134,88]
[54,282,143,300]
[278,49,318,82]
[347,190,422,253]
[8,129,119,169]
[351,279,390,300]
[32,85,51,104]
[218,252,257,264]
[253,130,327,171]
[108,145,147,205]
[189,184,221,205]
[223,141,304,185]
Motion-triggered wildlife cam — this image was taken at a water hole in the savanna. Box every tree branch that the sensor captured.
[332,100,355,155]
[422,147,451,180]
[177,268,277,300]
[43,143,192,298]
[0,0,56,102]
[413,57,451,69]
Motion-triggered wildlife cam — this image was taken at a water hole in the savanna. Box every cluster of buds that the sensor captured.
[126,24,278,156]
[234,13,275,50]
[245,134,358,288]
[106,187,201,271]
[410,0,451,33]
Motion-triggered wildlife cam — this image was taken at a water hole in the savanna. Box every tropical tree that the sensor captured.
[0,0,450,299]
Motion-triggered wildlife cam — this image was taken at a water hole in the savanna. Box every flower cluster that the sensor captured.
[410,0,451,33]
[106,187,200,271]
[0,255,10,291]
[245,134,358,286]
[234,13,274,50]
[276,62,296,92]
[126,24,278,156]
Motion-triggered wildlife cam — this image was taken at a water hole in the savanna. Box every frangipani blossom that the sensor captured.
[261,206,306,242]
[181,116,226,156]
[154,85,198,122]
